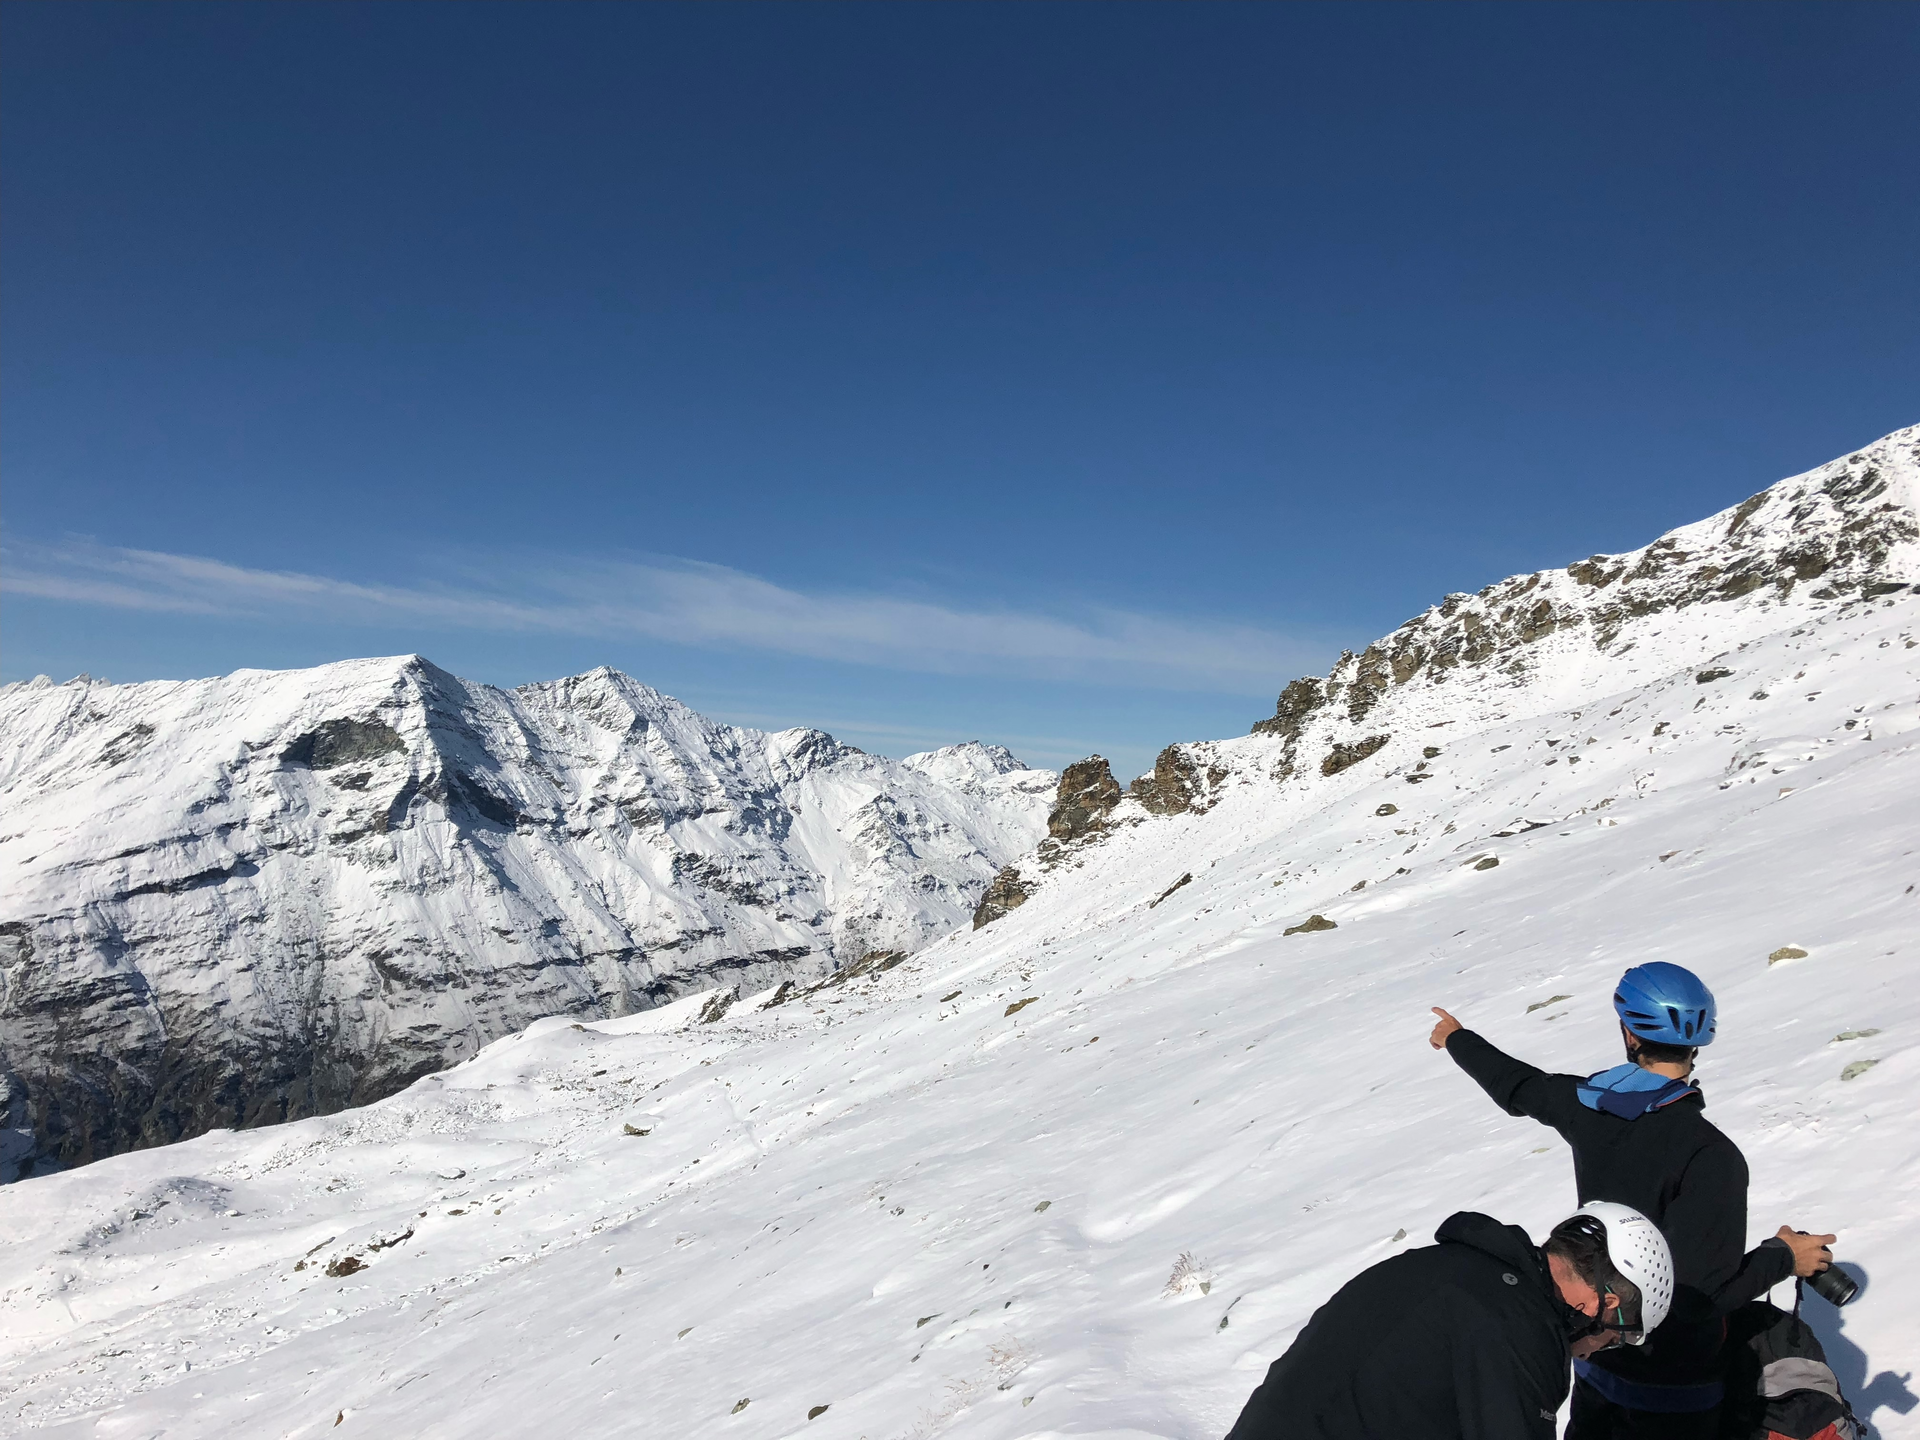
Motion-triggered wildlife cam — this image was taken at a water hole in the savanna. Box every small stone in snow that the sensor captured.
[1283,914,1337,936]
[1840,1060,1879,1082]
[808,1404,830,1419]
[1034,1200,1051,1212]
[1769,946,1809,964]
[1473,857,1500,871]
[731,1398,750,1414]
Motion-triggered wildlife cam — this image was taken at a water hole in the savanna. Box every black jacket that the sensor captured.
[1225,1211,1569,1440]
[1445,1029,1794,1387]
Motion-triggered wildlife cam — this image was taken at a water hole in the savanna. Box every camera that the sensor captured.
[1809,1264,1858,1308]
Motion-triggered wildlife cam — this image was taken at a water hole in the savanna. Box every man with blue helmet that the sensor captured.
[1428,963,1834,1439]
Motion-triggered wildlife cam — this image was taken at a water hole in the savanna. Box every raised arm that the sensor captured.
[1432,1012,1582,1126]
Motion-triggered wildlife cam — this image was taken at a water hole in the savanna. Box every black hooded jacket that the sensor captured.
[1224,1211,1569,1440]
[1445,1029,1794,1388]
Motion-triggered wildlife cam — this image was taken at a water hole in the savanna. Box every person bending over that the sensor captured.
[1225,1202,1673,1440]
[1430,962,1834,1438]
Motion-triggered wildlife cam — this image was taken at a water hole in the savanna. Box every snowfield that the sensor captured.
[2,432,1918,1438]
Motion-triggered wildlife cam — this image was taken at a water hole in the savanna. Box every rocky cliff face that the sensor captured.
[1243,426,1920,788]
[1025,425,1920,882]
[0,658,1053,1178]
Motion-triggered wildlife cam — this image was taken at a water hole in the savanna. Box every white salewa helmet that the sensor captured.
[1572,1201,1675,1338]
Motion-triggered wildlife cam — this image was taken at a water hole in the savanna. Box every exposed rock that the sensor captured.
[1130,744,1229,816]
[1242,430,1919,748]
[1375,803,1399,817]
[1148,873,1193,909]
[1250,677,1327,740]
[282,717,406,770]
[1048,757,1122,842]
[1283,914,1337,936]
[1525,994,1572,1014]
[1695,668,1734,684]
[324,1255,365,1278]
[697,989,737,1025]
[972,866,1031,930]
[1768,945,1809,964]
[1840,1060,1879,1082]
[1004,996,1039,1017]
[834,949,908,983]
[1321,735,1392,777]
[623,1124,651,1137]
[1473,857,1501,871]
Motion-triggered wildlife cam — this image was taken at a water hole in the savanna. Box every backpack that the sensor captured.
[1723,1287,1865,1440]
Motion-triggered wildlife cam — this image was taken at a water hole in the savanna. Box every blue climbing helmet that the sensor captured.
[1613,962,1717,1047]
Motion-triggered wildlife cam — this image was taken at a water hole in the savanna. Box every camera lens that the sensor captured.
[1809,1266,1858,1307]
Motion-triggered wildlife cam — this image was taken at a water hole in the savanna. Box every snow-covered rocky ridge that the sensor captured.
[0,428,1916,1440]
[0,660,1055,1179]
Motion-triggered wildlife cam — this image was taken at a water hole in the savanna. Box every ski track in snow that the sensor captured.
[3,434,1920,1438]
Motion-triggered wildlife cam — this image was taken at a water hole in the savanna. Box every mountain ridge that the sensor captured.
[0,655,1053,1179]
[1,428,1915,1437]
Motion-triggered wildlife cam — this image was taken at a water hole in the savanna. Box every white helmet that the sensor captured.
[1571,1200,1674,1338]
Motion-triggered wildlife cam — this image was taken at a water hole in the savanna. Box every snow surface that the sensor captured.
[3,435,1918,1438]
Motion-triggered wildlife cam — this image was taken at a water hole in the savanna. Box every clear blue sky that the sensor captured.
[4,2,1916,779]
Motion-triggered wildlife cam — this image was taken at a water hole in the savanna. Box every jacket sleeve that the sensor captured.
[1451,1299,1564,1440]
[1660,1142,1796,1318]
[1445,1029,1584,1130]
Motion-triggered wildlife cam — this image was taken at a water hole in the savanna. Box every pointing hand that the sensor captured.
[1429,1007,1463,1050]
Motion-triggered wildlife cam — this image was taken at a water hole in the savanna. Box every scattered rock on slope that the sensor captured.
[1321,735,1392,777]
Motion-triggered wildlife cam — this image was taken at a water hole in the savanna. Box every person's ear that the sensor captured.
[1602,1289,1621,1316]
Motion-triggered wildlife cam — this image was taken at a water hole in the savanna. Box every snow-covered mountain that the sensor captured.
[0,659,1055,1179]
[1,426,1916,1439]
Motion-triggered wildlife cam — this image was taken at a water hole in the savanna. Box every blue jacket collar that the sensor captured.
[1576,1063,1699,1119]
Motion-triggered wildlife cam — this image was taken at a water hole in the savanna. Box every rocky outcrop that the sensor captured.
[1129,744,1229,816]
[1251,428,1920,759]
[1320,735,1392,777]
[0,657,1054,1179]
[1047,757,1122,842]
[1249,677,1328,740]
[972,867,1031,929]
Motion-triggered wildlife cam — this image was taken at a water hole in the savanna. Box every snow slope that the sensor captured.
[1,429,1917,1439]
[0,660,1054,1178]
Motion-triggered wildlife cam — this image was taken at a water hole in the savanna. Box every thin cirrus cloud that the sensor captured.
[2,539,1324,693]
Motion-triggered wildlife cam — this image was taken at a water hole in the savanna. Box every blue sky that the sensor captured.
[4,2,1916,779]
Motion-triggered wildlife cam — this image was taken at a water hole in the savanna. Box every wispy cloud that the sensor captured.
[2,538,1322,694]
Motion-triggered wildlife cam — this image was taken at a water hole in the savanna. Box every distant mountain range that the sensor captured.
[0,660,1053,1177]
